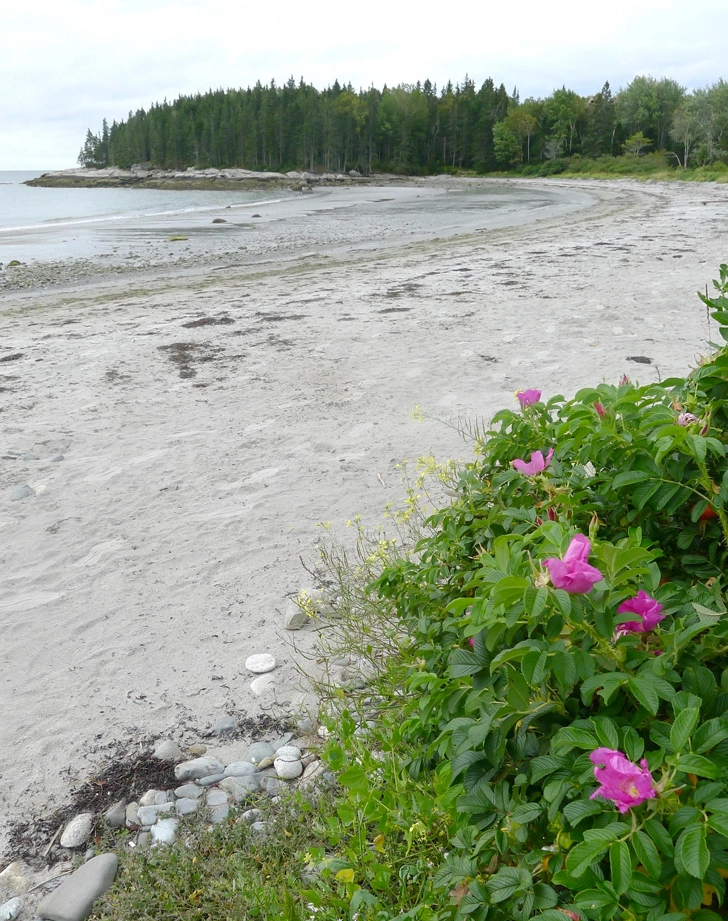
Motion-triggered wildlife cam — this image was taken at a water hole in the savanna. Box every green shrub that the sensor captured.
[320,266,728,920]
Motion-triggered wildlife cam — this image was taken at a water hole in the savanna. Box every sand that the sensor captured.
[1,176,726,858]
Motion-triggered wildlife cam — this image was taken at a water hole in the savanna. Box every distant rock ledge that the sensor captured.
[24,166,392,191]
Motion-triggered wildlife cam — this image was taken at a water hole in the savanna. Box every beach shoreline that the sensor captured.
[1,177,726,867]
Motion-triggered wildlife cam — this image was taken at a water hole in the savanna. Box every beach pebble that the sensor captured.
[153,739,182,761]
[151,818,178,846]
[297,716,315,733]
[139,790,159,806]
[300,761,326,785]
[219,775,259,802]
[250,674,276,696]
[198,773,226,786]
[50,454,64,462]
[274,757,303,780]
[125,803,140,827]
[0,862,32,895]
[0,898,22,921]
[275,745,301,760]
[174,783,203,799]
[244,653,276,673]
[241,808,263,824]
[273,732,294,750]
[174,756,224,780]
[9,485,33,501]
[250,821,268,836]
[60,813,94,849]
[255,755,276,770]
[208,804,229,825]
[175,798,199,816]
[37,853,118,921]
[246,742,275,764]
[103,801,126,829]
[284,604,310,630]
[223,761,259,777]
[155,791,172,805]
[137,803,174,826]
[205,790,228,807]
[211,716,237,736]
[187,744,207,756]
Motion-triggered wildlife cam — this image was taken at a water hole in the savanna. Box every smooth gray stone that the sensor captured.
[296,717,314,733]
[245,742,274,764]
[205,790,228,807]
[137,803,174,826]
[241,808,263,824]
[51,454,64,462]
[139,790,159,806]
[209,804,229,825]
[250,821,268,835]
[259,776,282,796]
[154,791,172,805]
[212,716,237,736]
[219,775,259,802]
[174,757,224,780]
[153,740,182,762]
[125,803,140,827]
[0,898,22,921]
[37,853,118,921]
[136,832,151,850]
[151,818,178,846]
[9,485,32,501]
[23,452,40,460]
[175,798,198,816]
[198,773,225,786]
[222,761,259,778]
[174,783,203,799]
[103,801,126,829]
[60,814,94,849]
[273,732,294,750]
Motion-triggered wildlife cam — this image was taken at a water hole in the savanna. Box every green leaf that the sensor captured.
[337,765,369,794]
[676,824,710,879]
[524,586,548,618]
[563,799,604,827]
[593,717,619,749]
[610,840,632,894]
[522,650,548,686]
[671,708,700,753]
[693,718,728,753]
[552,726,598,753]
[613,470,651,489]
[630,677,659,714]
[686,434,708,463]
[632,830,662,877]
[485,866,525,902]
[507,667,531,710]
[511,803,543,824]
[552,650,577,692]
[566,838,611,877]
[491,576,530,608]
[677,753,721,779]
[706,812,728,838]
[574,888,618,910]
[449,648,483,679]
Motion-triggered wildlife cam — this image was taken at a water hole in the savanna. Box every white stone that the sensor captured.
[151,818,179,846]
[0,862,32,895]
[153,740,182,761]
[274,757,303,780]
[317,726,330,740]
[60,813,94,848]
[250,674,276,696]
[244,653,276,673]
[274,745,301,761]
[284,604,310,630]
[0,898,22,921]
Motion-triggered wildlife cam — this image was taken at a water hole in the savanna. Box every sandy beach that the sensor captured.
[1,176,727,859]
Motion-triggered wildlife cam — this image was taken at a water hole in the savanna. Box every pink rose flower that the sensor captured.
[512,448,554,477]
[590,748,656,813]
[516,389,541,408]
[544,534,603,594]
[678,412,698,426]
[594,402,606,418]
[615,590,664,637]
[619,374,630,386]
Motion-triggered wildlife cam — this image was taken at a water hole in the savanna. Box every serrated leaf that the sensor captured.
[449,648,483,679]
[552,726,598,752]
[566,838,611,877]
[552,650,577,693]
[522,649,548,686]
[707,812,728,838]
[563,799,604,827]
[593,717,619,749]
[632,830,662,877]
[677,754,721,779]
[610,840,632,894]
[613,470,651,489]
[693,718,728,753]
[676,824,710,879]
[630,676,659,714]
[485,866,525,902]
[671,708,700,753]
[511,803,543,824]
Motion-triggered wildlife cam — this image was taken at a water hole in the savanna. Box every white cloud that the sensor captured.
[1,0,725,168]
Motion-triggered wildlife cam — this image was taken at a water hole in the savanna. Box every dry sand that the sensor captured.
[0,176,726,857]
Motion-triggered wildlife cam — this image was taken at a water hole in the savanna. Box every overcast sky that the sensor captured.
[1,0,725,169]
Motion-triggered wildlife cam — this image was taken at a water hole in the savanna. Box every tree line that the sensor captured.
[79,75,728,175]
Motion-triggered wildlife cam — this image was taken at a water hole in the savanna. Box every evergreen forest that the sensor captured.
[78,75,728,177]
